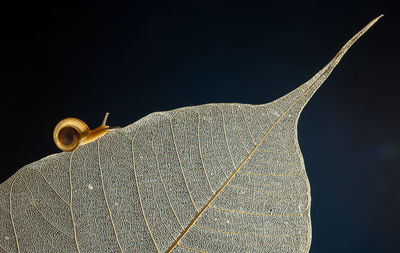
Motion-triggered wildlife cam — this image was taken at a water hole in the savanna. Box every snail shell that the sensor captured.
[53,113,110,152]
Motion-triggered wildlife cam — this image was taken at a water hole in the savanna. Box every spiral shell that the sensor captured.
[53,114,110,152]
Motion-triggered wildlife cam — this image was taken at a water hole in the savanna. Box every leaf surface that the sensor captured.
[0,16,382,253]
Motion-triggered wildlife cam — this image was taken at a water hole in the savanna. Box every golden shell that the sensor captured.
[53,114,110,152]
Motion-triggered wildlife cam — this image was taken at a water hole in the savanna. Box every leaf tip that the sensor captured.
[366,14,384,29]
[374,14,384,23]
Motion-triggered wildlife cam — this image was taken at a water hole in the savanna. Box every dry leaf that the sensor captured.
[0,15,382,253]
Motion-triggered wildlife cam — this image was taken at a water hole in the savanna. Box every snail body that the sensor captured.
[53,113,110,152]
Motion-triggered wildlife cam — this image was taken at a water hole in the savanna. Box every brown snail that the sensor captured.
[53,112,110,152]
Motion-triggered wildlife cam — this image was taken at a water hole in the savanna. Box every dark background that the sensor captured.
[1,1,399,252]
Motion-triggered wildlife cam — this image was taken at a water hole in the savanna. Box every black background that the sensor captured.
[1,1,399,252]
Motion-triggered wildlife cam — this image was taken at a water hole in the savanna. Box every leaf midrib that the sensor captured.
[165,75,325,253]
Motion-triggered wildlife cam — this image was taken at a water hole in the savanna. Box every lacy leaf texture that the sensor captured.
[0,16,381,253]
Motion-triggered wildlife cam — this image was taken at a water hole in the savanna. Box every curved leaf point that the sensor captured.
[0,15,382,253]
[166,14,383,253]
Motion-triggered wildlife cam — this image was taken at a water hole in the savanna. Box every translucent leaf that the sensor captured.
[0,15,382,253]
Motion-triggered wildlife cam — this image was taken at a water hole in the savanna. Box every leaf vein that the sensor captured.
[227,184,306,196]
[20,176,73,239]
[131,119,160,253]
[193,224,303,238]
[196,111,214,193]
[177,243,208,253]
[97,141,123,252]
[149,123,185,229]
[169,115,199,212]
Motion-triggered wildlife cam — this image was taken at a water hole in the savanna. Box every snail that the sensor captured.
[53,112,110,152]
